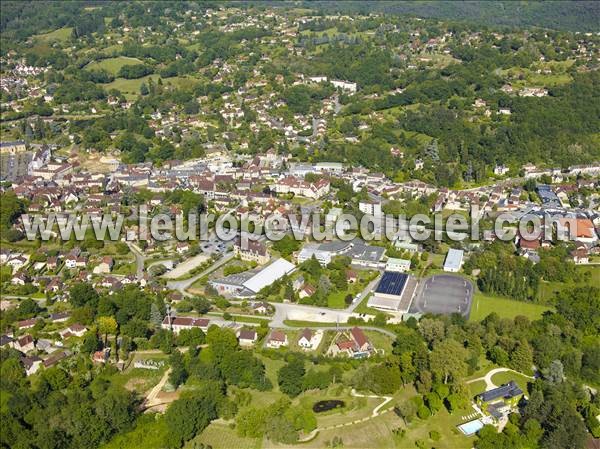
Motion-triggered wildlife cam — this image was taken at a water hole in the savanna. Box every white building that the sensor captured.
[443,249,464,272]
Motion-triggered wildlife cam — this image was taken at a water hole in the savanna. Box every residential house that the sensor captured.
[13,334,35,353]
[93,256,114,274]
[21,356,42,376]
[238,329,258,347]
[161,316,211,334]
[298,328,319,350]
[266,330,288,349]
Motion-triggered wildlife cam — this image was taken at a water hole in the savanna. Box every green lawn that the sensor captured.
[467,380,487,397]
[86,56,144,75]
[490,371,533,393]
[470,292,552,322]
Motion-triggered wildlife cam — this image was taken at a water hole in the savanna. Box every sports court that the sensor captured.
[410,274,473,317]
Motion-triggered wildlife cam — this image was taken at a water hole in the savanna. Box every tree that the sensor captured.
[278,358,305,397]
[510,339,534,375]
[150,302,163,329]
[190,297,211,314]
[97,316,117,346]
[205,326,238,362]
[69,283,99,308]
[169,351,188,389]
[418,318,445,346]
[81,332,100,354]
[429,339,468,384]
[164,385,220,448]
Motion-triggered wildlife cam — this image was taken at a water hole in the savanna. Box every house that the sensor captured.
[59,324,87,338]
[0,335,14,347]
[21,355,42,376]
[266,330,288,349]
[65,255,78,269]
[13,334,35,353]
[43,350,69,368]
[359,199,382,216]
[161,316,211,334]
[328,327,373,358]
[234,238,270,265]
[571,244,590,264]
[11,271,29,285]
[92,348,111,363]
[299,284,316,299]
[17,318,39,330]
[252,301,271,315]
[494,164,509,176]
[93,256,114,274]
[176,242,190,254]
[238,329,258,347]
[476,381,523,408]
[298,328,319,350]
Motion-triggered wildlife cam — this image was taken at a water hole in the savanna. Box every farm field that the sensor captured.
[86,56,144,74]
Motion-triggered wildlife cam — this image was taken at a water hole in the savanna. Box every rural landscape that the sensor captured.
[0,2,599,449]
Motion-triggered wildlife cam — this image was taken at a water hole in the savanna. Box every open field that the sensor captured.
[189,422,261,449]
[104,75,197,99]
[86,56,144,75]
[469,292,553,322]
[34,27,73,43]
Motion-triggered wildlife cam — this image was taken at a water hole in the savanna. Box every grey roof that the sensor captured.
[478,381,523,402]
[444,249,464,270]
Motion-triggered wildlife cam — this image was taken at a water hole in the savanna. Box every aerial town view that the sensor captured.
[0,2,599,449]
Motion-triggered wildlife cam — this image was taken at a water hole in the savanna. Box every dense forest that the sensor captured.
[299,1,600,32]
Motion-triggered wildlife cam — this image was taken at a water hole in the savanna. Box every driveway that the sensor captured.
[467,367,535,391]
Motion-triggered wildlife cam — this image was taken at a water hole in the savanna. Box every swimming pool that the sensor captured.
[458,419,484,436]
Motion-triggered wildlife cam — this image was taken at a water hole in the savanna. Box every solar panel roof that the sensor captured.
[375,271,408,296]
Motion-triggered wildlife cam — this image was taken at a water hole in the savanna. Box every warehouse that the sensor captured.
[368,271,416,312]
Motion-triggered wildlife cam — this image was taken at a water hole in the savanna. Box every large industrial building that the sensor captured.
[367,271,417,312]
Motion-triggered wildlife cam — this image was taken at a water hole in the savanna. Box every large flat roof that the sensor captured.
[375,271,408,296]
[243,258,295,293]
[444,248,464,270]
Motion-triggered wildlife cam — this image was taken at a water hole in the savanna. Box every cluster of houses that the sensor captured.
[0,313,90,376]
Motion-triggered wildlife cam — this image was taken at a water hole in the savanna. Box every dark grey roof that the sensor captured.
[478,381,523,402]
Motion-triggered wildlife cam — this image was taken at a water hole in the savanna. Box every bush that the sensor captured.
[417,405,431,419]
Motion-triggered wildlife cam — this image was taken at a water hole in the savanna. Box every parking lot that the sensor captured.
[410,274,473,318]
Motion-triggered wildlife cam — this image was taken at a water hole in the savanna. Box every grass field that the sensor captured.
[469,292,552,322]
[34,27,73,43]
[189,422,261,449]
[86,56,144,75]
[104,75,197,99]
